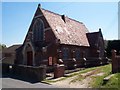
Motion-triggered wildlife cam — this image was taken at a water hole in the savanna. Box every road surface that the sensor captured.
[2,78,56,88]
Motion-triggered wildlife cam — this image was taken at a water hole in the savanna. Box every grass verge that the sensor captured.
[44,65,101,83]
[44,63,119,89]
[90,64,119,89]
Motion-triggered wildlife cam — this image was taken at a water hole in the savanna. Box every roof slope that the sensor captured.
[41,8,90,46]
[3,45,21,53]
[86,32,100,48]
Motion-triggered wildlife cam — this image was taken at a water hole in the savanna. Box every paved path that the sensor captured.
[2,78,56,88]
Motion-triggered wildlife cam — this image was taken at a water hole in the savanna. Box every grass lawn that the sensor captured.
[72,64,119,89]
[89,64,119,89]
[44,64,119,89]
[44,65,98,83]
[101,73,120,89]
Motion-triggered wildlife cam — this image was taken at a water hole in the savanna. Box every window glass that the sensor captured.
[33,18,44,41]
[62,48,69,59]
[75,49,80,59]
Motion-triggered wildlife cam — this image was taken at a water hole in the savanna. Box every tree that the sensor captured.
[0,44,7,50]
[106,40,120,58]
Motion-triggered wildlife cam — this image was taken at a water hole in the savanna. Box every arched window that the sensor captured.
[33,18,44,42]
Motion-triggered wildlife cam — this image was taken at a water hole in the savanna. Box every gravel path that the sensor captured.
[51,69,104,88]
[51,74,92,88]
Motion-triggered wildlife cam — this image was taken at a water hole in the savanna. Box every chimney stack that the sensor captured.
[99,28,101,32]
[38,3,41,8]
[61,15,66,23]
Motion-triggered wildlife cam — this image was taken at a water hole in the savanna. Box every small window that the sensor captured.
[75,49,80,59]
[62,48,69,59]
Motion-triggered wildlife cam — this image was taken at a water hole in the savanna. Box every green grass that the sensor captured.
[90,64,119,89]
[44,71,82,83]
[78,66,97,74]
[43,77,67,83]
[44,64,119,89]
[42,67,96,84]
[70,65,109,83]
[70,75,84,83]
[69,64,119,89]
[101,73,120,89]
[90,64,111,87]
[44,65,100,83]
[70,66,100,83]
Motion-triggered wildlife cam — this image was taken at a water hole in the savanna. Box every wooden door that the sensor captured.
[27,51,33,66]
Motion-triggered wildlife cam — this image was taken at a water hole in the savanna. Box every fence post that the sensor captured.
[111,50,117,73]
[54,64,65,78]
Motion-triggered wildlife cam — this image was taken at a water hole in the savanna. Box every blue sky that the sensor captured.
[2,2,118,47]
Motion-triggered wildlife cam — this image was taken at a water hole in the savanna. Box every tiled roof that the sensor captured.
[41,8,90,46]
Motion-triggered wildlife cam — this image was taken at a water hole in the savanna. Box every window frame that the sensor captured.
[75,49,80,59]
[62,47,69,59]
[33,18,44,42]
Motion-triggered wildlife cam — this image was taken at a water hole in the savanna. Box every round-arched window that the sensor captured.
[33,18,44,42]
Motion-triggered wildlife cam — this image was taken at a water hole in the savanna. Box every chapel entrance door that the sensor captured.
[27,51,33,66]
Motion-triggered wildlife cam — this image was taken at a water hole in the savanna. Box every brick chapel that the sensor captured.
[15,4,108,69]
